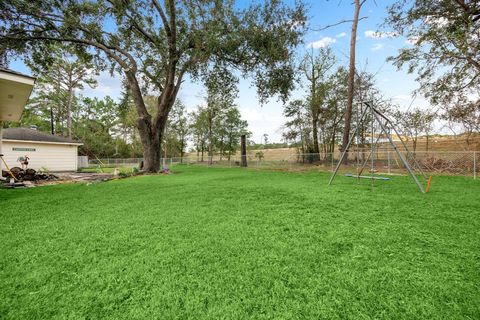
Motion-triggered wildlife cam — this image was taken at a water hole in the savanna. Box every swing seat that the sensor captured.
[345,173,391,181]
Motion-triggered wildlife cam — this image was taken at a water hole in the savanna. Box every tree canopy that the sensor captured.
[385,0,479,109]
[0,0,306,171]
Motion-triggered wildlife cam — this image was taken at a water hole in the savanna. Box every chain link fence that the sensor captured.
[83,151,478,179]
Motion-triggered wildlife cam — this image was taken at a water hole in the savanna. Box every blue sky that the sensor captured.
[10,0,432,143]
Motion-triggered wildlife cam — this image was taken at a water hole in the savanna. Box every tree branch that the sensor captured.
[151,0,172,38]
[3,33,130,70]
[311,16,368,31]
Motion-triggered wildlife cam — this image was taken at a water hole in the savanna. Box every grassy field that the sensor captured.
[1,165,479,319]
[216,133,480,162]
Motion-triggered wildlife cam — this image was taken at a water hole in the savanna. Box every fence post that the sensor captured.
[474,151,477,180]
[387,150,391,174]
[330,152,334,172]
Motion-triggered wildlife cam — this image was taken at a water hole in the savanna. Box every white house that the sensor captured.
[0,67,35,173]
[1,67,83,172]
[2,127,83,171]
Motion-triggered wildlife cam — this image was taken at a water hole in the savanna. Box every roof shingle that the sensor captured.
[2,128,82,144]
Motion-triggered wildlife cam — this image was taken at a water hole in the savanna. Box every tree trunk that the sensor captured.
[208,136,213,165]
[240,134,247,167]
[66,87,73,138]
[207,111,214,165]
[180,140,184,163]
[196,139,200,160]
[312,117,320,160]
[298,116,306,160]
[50,107,55,135]
[125,68,179,173]
[141,132,161,172]
[331,128,337,159]
[341,0,362,160]
[131,97,167,173]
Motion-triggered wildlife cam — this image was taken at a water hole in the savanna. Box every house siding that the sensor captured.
[2,140,79,171]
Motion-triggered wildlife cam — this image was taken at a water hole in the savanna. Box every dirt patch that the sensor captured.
[59,172,115,182]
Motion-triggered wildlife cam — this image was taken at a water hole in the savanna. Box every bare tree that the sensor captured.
[299,48,336,157]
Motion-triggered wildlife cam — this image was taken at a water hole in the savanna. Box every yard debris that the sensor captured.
[1,166,169,189]
[2,167,58,183]
[160,166,171,174]
[420,155,472,174]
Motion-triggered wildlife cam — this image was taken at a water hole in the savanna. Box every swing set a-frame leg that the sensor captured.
[372,106,428,180]
[329,101,428,194]
[329,105,369,186]
[372,111,426,193]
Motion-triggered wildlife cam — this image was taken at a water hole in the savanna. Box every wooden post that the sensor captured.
[240,134,247,167]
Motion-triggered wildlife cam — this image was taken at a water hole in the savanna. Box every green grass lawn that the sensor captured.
[1,165,479,319]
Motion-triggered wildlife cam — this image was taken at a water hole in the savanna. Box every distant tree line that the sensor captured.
[282,47,398,159]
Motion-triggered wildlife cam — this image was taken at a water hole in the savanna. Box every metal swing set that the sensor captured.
[328,101,432,194]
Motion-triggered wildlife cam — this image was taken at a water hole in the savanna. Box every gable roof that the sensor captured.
[2,128,82,145]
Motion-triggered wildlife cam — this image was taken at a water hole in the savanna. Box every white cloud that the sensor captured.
[239,106,286,143]
[364,30,397,39]
[306,37,337,49]
[371,43,384,51]
[81,72,122,99]
[405,36,420,45]
[424,16,449,27]
[335,32,347,38]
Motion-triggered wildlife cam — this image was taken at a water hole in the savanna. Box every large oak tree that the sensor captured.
[1,0,306,172]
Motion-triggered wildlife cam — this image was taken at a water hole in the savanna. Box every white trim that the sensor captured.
[1,139,83,146]
[0,71,36,86]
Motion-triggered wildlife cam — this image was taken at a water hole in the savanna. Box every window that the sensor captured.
[12,147,36,152]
